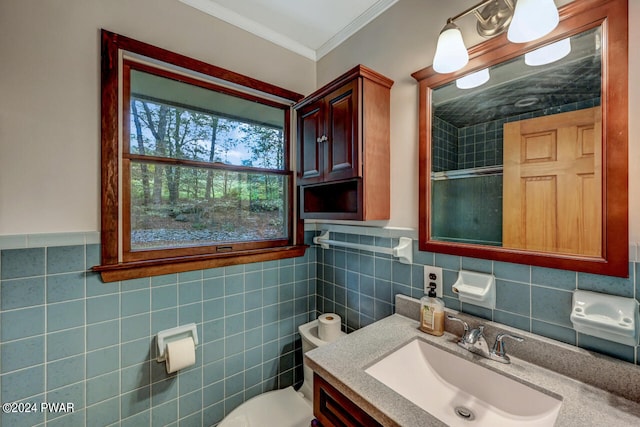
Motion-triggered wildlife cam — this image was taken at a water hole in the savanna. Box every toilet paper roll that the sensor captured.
[165,337,196,374]
[318,313,342,342]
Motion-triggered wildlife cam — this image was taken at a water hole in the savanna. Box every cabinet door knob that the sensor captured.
[316,135,328,143]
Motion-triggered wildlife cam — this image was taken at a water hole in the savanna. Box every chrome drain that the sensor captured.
[454,406,476,421]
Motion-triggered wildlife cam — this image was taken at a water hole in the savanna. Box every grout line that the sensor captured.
[42,246,49,413]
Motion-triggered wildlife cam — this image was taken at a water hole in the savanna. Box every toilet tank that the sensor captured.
[299,321,324,352]
[297,319,345,401]
[299,318,346,351]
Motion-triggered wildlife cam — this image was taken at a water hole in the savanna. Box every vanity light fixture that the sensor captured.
[456,68,490,89]
[432,0,560,74]
[433,21,469,73]
[507,0,560,43]
[525,38,571,66]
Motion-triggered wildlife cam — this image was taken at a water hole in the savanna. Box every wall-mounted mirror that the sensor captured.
[412,0,628,277]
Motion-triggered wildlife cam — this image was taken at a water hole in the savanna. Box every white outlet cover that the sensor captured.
[424,266,443,298]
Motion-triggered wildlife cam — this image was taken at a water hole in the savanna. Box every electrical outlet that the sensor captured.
[424,266,443,298]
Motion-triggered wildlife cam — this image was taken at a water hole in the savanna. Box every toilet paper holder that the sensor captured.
[156,323,199,363]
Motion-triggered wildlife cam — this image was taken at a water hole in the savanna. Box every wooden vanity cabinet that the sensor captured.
[295,65,393,220]
[313,373,383,427]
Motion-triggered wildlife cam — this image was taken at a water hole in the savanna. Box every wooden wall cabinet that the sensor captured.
[296,65,393,220]
[313,373,383,427]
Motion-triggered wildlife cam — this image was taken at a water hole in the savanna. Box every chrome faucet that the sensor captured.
[447,316,490,356]
[447,316,524,364]
[490,333,524,363]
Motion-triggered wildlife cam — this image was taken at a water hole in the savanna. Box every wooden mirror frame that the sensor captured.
[412,0,628,277]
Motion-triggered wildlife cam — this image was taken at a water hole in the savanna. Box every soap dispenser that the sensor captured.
[419,289,445,336]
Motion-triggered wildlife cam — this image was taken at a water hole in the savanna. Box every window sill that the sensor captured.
[92,245,308,283]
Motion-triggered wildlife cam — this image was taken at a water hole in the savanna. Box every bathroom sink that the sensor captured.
[365,338,562,426]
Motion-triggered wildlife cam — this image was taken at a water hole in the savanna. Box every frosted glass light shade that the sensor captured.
[456,68,490,89]
[433,23,469,73]
[507,0,559,43]
[525,38,571,66]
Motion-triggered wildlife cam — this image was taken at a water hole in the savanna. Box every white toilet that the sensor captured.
[218,319,345,427]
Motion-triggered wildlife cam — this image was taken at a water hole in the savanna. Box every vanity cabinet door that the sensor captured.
[313,373,383,427]
[297,80,359,185]
[324,80,359,182]
[298,100,324,185]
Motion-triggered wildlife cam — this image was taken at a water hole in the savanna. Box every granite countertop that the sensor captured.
[305,312,640,427]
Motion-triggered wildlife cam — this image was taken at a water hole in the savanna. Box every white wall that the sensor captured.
[317,0,640,242]
[0,0,316,235]
[2,0,637,242]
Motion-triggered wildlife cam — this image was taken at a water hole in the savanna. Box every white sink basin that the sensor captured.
[365,338,562,426]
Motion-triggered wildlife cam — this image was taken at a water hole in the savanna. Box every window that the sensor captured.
[96,30,305,282]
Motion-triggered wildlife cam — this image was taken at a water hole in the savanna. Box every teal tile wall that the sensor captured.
[0,239,316,427]
[3,229,637,427]
[314,232,640,365]
[431,116,458,172]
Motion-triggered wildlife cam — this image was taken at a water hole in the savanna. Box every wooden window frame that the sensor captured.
[94,30,306,282]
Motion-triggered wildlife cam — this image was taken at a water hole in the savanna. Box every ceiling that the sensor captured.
[179,0,399,61]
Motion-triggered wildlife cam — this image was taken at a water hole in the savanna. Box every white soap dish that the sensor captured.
[570,290,639,346]
[452,270,496,309]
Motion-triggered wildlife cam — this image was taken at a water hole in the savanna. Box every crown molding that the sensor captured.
[179,0,316,60]
[179,0,399,61]
[316,0,399,60]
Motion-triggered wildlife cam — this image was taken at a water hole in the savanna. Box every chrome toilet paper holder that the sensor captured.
[156,323,199,363]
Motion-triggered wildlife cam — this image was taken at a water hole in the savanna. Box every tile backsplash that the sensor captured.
[1,227,638,426]
[312,226,640,366]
